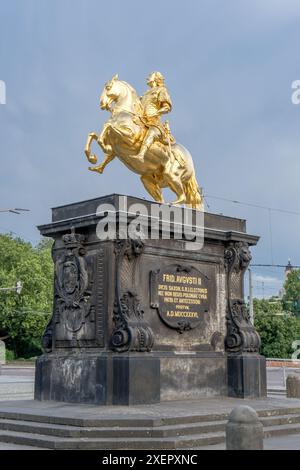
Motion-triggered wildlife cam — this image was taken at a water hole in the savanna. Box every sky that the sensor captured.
[1,0,300,298]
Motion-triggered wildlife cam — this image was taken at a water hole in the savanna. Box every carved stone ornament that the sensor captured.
[41,318,53,353]
[42,227,92,351]
[224,241,261,353]
[111,290,154,352]
[111,237,154,352]
[114,237,145,260]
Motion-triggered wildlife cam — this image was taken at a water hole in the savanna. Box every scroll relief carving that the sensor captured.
[224,241,261,353]
[111,238,154,352]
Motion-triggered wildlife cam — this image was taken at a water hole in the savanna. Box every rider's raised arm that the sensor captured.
[159,102,172,115]
[158,88,172,115]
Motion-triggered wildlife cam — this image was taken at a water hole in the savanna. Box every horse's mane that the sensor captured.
[119,80,140,100]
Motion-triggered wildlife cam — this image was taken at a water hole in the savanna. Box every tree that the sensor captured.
[0,234,53,358]
[283,269,300,315]
[254,298,300,358]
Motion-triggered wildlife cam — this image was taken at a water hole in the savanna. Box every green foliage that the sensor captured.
[0,234,53,358]
[5,349,15,361]
[283,269,300,315]
[254,298,300,358]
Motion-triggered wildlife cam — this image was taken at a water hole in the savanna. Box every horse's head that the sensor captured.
[100,74,123,111]
[100,75,142,116]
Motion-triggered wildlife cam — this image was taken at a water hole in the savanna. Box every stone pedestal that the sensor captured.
[35,194,265,405]
[227,354,267,398]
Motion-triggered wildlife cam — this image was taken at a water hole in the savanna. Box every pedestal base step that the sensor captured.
[1,400,300,449]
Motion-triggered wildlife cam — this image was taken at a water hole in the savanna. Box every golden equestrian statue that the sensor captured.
[85,72,204,210]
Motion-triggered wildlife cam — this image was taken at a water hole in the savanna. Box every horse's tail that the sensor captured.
[183,174,204,210]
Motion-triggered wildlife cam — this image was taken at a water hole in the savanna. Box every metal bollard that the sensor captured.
[226,405,264,450]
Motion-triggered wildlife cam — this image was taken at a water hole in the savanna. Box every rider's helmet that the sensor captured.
[147,71,165,86]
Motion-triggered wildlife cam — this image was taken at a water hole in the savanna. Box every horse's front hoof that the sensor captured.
[88,154,98,164]
[89,165,103,174]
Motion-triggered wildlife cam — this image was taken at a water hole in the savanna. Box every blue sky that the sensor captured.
[1,0,300,297]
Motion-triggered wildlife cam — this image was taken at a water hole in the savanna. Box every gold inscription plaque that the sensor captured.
[150,265,210,331]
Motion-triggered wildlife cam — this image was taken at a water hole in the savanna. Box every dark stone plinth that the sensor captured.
[227,354,267,398]
[35,194,265,405]
[160,353,227,399]
[35,353,160,405]
[113,355,160,405]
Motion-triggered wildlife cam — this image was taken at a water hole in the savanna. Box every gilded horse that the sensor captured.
[85,75,203,210]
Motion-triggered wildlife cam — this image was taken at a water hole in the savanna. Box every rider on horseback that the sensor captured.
[85,72,203,209]
[136,71,175,161]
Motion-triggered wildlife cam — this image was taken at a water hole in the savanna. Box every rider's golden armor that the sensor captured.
[137,83,175,158]
[141,86,172,131]
[85,73,203,209]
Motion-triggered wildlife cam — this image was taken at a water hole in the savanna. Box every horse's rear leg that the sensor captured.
[141,175,164,203]
[165,175,186,205]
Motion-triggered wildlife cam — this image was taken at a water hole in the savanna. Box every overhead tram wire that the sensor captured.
[0,208,34,244]
[204,193,300,266]
[0,208,30,215]
[251,264,300,268]
[204,194,300,216]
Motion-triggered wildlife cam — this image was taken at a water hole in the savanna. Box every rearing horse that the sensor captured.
[85,74,203,210]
